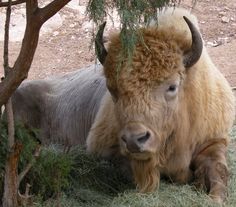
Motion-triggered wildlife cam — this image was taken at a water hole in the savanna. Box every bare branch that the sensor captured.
[38,0,71,23]
[18,183,33,206]
[0,0,25,7]
[0,0,71,107]
[18,145,41,187]
[0,0,41,107]
[3,0,15,149]
[3,0,12,76]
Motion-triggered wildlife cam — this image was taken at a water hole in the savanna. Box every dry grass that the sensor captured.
[33,126,236,207]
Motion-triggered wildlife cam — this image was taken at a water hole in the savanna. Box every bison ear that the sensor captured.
[183,16,203,68]
[95,22,108,65]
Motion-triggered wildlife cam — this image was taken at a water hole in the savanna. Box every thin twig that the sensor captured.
[4,0,15,149]
[18,144,41,187]
[3,0,12,75]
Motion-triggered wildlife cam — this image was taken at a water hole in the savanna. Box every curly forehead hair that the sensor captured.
[103,27,190,94]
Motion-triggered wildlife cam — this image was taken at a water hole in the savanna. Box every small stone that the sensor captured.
[78,6,87,15]
[207,41,219,47]
[224,6,230,11]
[219,11,226,16]
[82,21,93,31]
[217,37,230,44]
[53,31,59,36]
[221,16,230,23]
[69,23,76,28]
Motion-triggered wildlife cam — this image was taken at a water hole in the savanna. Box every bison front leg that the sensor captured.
[191,138,229,203]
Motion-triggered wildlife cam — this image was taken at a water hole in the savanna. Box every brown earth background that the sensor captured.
[0,0,236,88]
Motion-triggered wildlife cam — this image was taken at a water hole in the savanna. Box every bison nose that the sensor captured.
[121,131,151,153]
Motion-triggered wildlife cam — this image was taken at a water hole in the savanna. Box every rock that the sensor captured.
[219,11,227,16]
[41,13,63,34]
[207,41,219,47]
[66,0,86,15]
[82,21,93,32]
[53,31,59,36]
[217,37,230,44]
[221,16,230,23]
[78,6,87,15]
[69,23,76,28]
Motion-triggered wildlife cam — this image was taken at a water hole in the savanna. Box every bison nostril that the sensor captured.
[121,135,127,143]
[137,132,150,144]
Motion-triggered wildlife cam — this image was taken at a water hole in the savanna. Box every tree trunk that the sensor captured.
[2,143,22,207]
[2,99,22,207]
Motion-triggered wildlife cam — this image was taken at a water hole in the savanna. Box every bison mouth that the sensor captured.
[127,151,153,161]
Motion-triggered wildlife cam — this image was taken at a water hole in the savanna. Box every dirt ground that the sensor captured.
[0,0,236,87]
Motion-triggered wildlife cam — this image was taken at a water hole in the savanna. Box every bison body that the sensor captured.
[12,65,106,145]
[11,8,235,203]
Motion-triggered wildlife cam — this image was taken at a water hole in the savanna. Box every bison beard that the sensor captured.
[131,158,160,192]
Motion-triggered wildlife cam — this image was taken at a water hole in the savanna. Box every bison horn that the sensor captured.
[95,22,108,65]
[183,16,203,68]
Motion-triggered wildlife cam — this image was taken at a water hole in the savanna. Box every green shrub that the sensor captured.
[0,121,39,198]
[24,145,74,199]
[0,122,74,201]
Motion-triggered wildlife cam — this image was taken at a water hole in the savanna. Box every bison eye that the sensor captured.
[167,84,177,92]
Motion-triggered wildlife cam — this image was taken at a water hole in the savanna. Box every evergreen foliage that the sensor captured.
[0,122,74,201]
[0,122,39,198]
[22,145,74,199]
[87,0,182,60]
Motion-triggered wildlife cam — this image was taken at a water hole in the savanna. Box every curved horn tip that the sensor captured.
[95,21,108,65]
[183,16,203,68]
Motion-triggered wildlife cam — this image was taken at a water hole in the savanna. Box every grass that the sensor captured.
[31,126,236,207]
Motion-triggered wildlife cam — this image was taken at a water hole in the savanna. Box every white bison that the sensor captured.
[11,8,234,203]
[87,8,235,203]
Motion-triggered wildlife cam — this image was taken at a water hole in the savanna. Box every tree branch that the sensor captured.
[3,0,11,74]
[0,0,25,7]
[3,0,14,149]
[18,144,41,187]
[38,0,71,23]
[0,0,71,107]
[0,2,41,107]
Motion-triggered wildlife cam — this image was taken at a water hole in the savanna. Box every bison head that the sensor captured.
[96,16,203,192]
